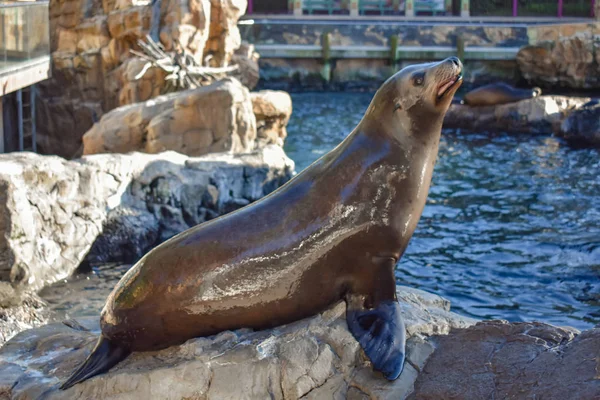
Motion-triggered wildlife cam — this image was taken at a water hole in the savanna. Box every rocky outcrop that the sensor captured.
[39,0,252,158]
[82,78,257,156]
[409,321,600,400]
[517,23,600,90]
[0,146,294,292]
[557,101,600,147]
[2,286,598,399]
[0,286,477,399]
[444,95,590,134]
[251,90,292,146]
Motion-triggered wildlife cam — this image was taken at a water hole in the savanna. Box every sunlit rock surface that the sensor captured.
[0,146,294,293]
[82,78,257,157]
[443,95,589,134]
[0,287,476,399]
[251,90,293,147]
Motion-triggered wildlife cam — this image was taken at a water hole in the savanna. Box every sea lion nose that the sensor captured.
[447,57,462,68]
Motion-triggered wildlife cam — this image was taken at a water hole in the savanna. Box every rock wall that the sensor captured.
[0,146,294,292]
[0,286,477,398]
[517,23,600,90]
[38,0,257,158]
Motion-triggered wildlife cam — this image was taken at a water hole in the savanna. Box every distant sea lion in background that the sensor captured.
[462,82,542,106]
[60,57,463,390]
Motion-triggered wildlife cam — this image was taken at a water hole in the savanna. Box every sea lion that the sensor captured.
[60,57,463,390]
[462,82,541,107]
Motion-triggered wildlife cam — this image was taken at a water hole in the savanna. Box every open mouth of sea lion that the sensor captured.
[437,72,463,100]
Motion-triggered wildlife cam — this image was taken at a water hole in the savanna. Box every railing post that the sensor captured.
[17,89,23,152]
[456,35,465,61]
[31,84,36,153]
[0,99,4,154]
[512,0,517,17]
[557,0,563,17]
[294,0,303,16]
[444,0,453,15]
[405,0,415,17]
[321,32,332,83]
[350,0,359,17]
[460,0,470,17]
[389,34,399,76]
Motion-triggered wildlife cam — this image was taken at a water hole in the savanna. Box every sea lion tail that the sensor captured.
[60,336,130,390]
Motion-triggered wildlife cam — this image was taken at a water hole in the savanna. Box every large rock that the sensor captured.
[409,320,600,399]
[82,78,257,156]
[443,95,590,134]
[557,101,600,147]
[517,24,600,90]
[0,145,293,292]
[251,90,292,146]
[0,286,476,399]
[39,0,253,158]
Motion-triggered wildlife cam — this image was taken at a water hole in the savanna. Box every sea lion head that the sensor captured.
[367,57,463,135]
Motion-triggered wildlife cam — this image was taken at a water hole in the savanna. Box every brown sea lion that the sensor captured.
[462,82,542,106]
[60,57,463,390]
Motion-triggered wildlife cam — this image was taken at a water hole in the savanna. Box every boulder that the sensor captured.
[557,101,600,147]
[517,25,600,90]
[251,90,292,146]
[82,78,257,157]
[409,321,600,400]
[443,95,590,134]
[0,286,476,399]
[0,145,294,292]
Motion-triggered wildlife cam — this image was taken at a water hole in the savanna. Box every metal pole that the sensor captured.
[248,0,252,14]
[513,0,517,17]
[0,99,4,154]
[557,0,563,17]
[31,84,36,152]
[16,89,23,151]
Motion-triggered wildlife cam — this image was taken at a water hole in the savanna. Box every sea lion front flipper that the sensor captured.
[346,297,406,380]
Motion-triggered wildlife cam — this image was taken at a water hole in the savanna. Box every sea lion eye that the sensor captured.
[412,73,425,86]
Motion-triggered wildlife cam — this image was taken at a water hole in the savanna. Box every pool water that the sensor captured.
[41,92,600,331]
[285,92,600,330]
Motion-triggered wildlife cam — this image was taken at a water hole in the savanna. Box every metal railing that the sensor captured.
[0,1,50,76]
[470,0,594,17]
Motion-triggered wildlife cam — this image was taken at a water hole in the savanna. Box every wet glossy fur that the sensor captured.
[61,58,463,389]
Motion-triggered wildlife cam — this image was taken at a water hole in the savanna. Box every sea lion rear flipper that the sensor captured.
[347,298,406,380]
[60,336,130,390]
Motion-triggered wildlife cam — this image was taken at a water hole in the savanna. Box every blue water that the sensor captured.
[285,92,600,330]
